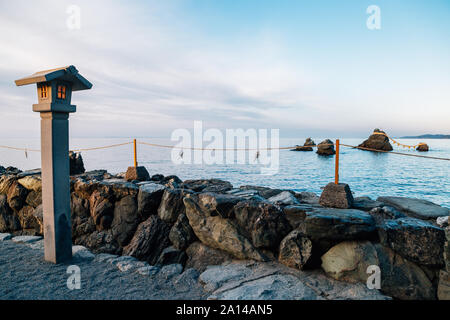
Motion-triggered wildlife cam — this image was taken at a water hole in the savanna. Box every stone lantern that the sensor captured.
[15,66,92,263]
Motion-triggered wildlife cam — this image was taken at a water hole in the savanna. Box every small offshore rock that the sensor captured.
[416,143,429,152]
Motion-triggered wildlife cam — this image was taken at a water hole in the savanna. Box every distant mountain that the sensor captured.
[400,134,450,139]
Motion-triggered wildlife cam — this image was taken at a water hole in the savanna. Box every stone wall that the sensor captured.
[1,167,449,300]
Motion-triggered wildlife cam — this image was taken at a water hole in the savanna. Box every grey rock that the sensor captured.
[0,233,12,241]
[316,139,335,156]
[267,191,299,206]
[111,195,139,247]
[11,235,42,243]
[278,230,312,270]
[109,255,138,266]
[182,179,233,193]
[377,196,450,220]
[94,253,118,263]
[159,263,183,280]
[136,265,160,276]
[158,189,187,224]
[185,242,233,272]
[436,216,449,228]
[156,246,187,266]
[319,183,354,209]
[198,192,242,219]
[137,183,165,219]
[169,213,196,250]
[352,197,385,211]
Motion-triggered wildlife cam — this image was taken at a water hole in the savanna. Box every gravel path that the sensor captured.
[0,240,207,300]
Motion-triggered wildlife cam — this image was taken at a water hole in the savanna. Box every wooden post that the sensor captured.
[335,139,340,185]
[134,139,138,167]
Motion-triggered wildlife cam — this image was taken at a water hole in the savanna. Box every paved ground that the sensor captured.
[0,240,206,300]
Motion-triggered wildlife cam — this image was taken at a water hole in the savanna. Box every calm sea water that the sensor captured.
[1,137,449,208]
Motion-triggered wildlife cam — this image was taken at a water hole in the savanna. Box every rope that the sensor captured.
[138,141,305,151]
[71,141,133,152]
[372,131,426,149]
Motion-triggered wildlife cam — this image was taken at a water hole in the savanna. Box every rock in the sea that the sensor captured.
[291,138,315,152]
[183,196,266,261]
[156,246,187,266]
[233,200,292,249]
[185,242,233,272]
[278,230,312,270]
[316,139,335,155]
[416,143,429,152]
[169,213,196,250]
[181,179,233,193]
[125,166,150,182]
[137,182,165,219]
[378,217,445,267]
[358,129,393,151]
[377,196,450,220]
[122,215,171,265]
[69,151,85,175]
[319,183,354,209]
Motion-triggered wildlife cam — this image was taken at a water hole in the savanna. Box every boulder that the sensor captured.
[0,175,16,194]
[282,205,310,229]
[6,181,28,211]
[198,192,242,219]
[352,197,384,211]
[368,206,405,226]
[321,241,379,283]
[76,230,120,254]
[185,241,233,272]
[169,213,196,250]
[376,196,450,220]
[298,208,376,242]
[278,230,312,270]
[17,205,40,233]
[17,175,41,192]
[122,215,171,265]
[124,166,150,182]
[437,216,449,228]
[89,190,114,230]
[137,183,165,219]
[69,151,86,175]
[378,217,445,267]
[111,195,139,247]
[181,179,233,193]
[158,189,188,224]
[296,192,320,204]
[233,200,292,249]
[438,270,450,300]
[25,190,42,208]
[319,183,354,209]
[0,194,20,232]
[416,143,429,152]
[267,191,299,206]
[321,241,435,300]
[156,246,187,266]
[316,139,335,156]
[358,129,393,151]
[183,196,266,261]
[237,186,284,199]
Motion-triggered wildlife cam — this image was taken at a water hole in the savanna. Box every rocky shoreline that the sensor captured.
[0,166,449,300]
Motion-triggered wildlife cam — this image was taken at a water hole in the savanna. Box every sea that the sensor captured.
[1,137,449,208]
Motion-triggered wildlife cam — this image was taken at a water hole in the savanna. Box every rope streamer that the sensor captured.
[0,137,449,161]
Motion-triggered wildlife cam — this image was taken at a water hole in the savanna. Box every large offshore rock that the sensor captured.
[137,183,165,219]
[181,179,233,193]
[111,195,139,247]
[358,129,393,151]
[158,189,188,224]
[316,139,335,156]
[185,242,233,272]
[169,213,196,250]
[233,200,292,249]
[122,215,171,265]
[378,217,445,267]
[376,196,450,220]
[321,241,435,300]
[278,230,312,270]
[198,192,242,219]
[319,183,354,209]
[183,196,266,261]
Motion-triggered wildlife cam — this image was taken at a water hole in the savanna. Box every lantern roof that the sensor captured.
[15,65,92,91]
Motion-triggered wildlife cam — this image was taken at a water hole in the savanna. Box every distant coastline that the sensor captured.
[399,134,450,139]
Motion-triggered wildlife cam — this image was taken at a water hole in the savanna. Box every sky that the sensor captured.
[0,0,449,138]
